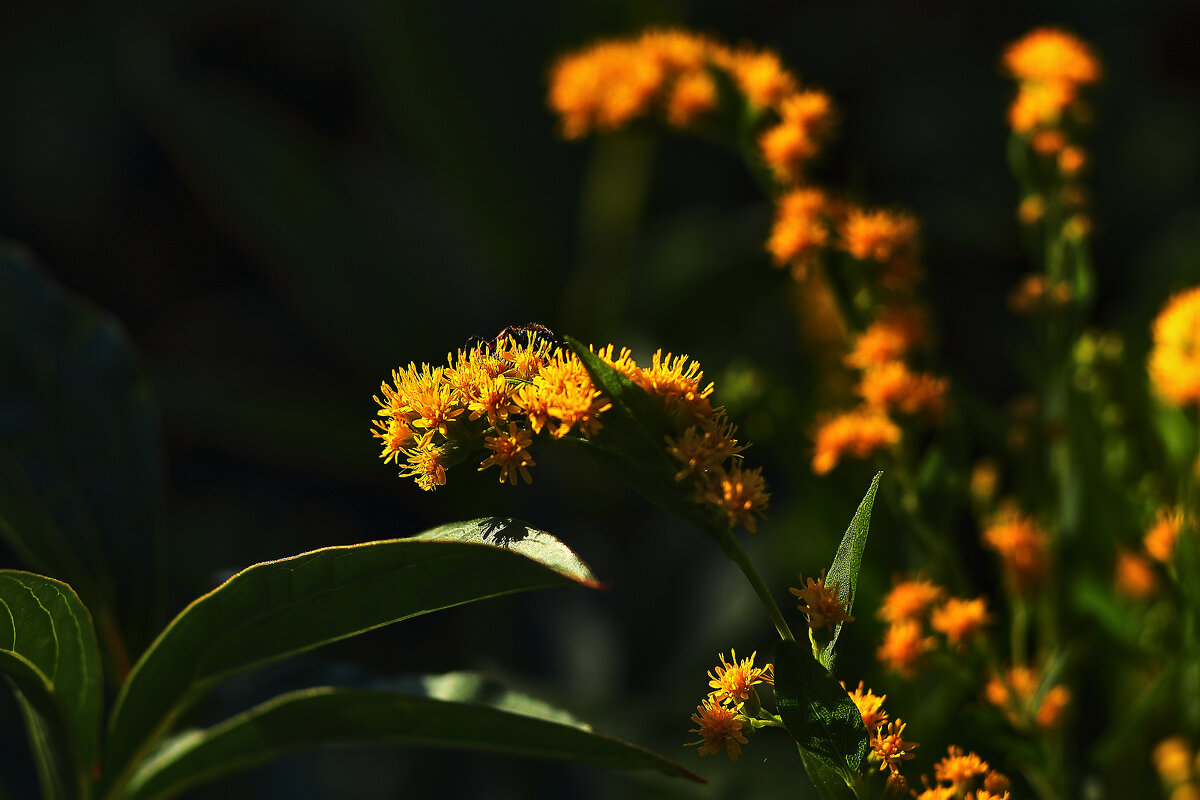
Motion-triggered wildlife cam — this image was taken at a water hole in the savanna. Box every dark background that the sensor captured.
[2,0,1199,797]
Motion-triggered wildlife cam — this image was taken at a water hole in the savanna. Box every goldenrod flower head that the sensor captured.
[398,443,449,492]
[1004,28,1101,88]
[930,596,991,649]
[478,423,536,485]
[981,511,1049,591]
[870,719,919,774]
[1153,737,1195,786]
[590,342,641,380]
[705,463,770,533]
[1058,144,1086,175]
[517,350,610,439]
[767,188,828,272]
[1008,80,1076,132]
[844,307,928,370]
[842,680,888,733]
[719,48,797,110]
[707,650,774,706]
[971,791,1011,800]
[1145,507,1187,563]
[635,350,717,425]
[934,746,989,790]
[1114,548,1158,600]
[549,39,666,137]
[1150,286,1200,407]
[667,415,746,482]
[811,408,901,474]
[790,569,854,630]
[666,69,718,127]
[758,90,835,184]
[879,575,945,623]
[876,620,935,678]
[839,207,919,264]
[856,361,948,421]
[685,697,749,761]
[984,666,1070,730]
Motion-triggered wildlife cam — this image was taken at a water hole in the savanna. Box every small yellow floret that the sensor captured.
[840,207,919,264]
[685,697,748,761]
[789,569,854,630]
[707,650,773,706]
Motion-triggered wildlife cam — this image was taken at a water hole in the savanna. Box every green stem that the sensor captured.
[718,530,795,642]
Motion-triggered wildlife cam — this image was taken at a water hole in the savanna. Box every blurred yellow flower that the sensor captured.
[812,408,901,474]
[1003,28,1101,87]
[879,576,944,624]
[1149,286,1200,407]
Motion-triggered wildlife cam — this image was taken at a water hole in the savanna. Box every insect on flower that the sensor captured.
[464,322,557,353]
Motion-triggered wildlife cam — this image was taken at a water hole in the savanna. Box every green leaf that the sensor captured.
[798,747,856,800]
[0,242,165,674]
[816,472,881,670]
[2,651,77,800]
[560,338,723,536]
[0,571,103,799]
[120,675,701,800]
[104,519,601,793]
[773,639,870,779]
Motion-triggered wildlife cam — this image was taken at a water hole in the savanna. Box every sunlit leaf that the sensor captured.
[0,571,103,799]
[120,677,700,799]
[774,639,869,778]
[816,473,881,670]
[104,520,600,793]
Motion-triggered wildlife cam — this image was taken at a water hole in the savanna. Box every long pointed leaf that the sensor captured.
[816,473,881,670]
[120,679,700,800]
[104,519,600,792]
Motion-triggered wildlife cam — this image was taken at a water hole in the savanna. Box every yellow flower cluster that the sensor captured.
[843,681,918,783]
[373,333,768,532]
[1005,29,1099,232]
[912,747,1012,800]
[1150,286,1200,407]
[812,305,949,474]
[981,509,1050,593]
[1004,28,1100,134]
[984,665,1070,731]
[686,650,773,762]
[548,28,832,153]
[875,574,990,676]
[1115,506,1188,600]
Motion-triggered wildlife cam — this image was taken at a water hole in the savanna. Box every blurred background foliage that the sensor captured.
[1,0,1198,797]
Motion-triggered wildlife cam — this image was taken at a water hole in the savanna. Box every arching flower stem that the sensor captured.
[717,527,796,643]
